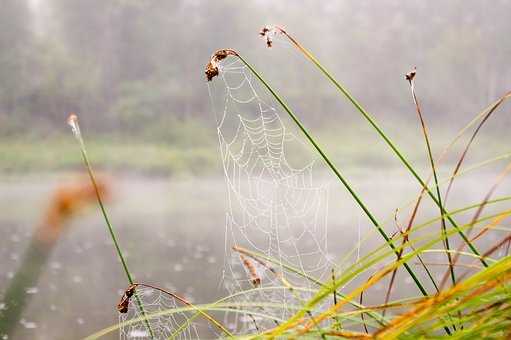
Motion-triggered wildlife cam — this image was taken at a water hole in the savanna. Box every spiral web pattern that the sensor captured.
[209,58,332,333]
[119,286,200,339]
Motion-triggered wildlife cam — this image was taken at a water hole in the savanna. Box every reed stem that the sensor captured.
[67,114,155,339]
[234,54,429,297]
[272,27,486,267]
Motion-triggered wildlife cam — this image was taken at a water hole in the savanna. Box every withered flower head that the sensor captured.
[205,49,238,81]
[406,67,417,82]
[125,284,136,298]
[259,26,273,47]
[260,25,274,47]
[259,25,286,48]
[259,26,271,37]
[117,284,137,313]
[239,254,261,287]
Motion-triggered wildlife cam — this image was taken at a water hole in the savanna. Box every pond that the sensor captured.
[0,169,508,339]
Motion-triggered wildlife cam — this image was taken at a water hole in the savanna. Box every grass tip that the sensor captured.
[67,113,81,138]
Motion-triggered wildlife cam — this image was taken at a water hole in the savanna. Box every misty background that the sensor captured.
[1,1,510,339]
[1,0,510,174]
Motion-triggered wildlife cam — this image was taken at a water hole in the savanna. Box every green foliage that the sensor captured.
[0,134,218,175]
[2,1,511,139]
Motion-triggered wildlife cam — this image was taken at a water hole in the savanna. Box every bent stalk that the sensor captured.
[67,114,155,339]
[206,50,429,298]
[263,26,486,267]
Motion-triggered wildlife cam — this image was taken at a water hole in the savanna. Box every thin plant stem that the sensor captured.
[443,91,511,207]
[383,206,440,316]
[407,70,456,287]
[382,208,452,334]
[268,26,486,267]
[67,114,155,339]
[331,268,342,330]
[441,161,511,289]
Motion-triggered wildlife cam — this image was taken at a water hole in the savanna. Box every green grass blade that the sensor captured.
[272,28,486,267]
[67,114,155,339]
[232,54,429,298]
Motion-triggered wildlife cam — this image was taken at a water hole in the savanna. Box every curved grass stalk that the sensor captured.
[126,283,232,338]
[404,75,458,336]
[334,198,511,330]
[375,153,511,289]
[86,300,306,340]
[378,149,511,255]
[206,49,430,299]
[67,114,155,339]
[420,249,499,264]
[169,285,329,339]
[89,289,423,339]
[459,152,511,177]
[375,257,511,338]
[85,205,510,339]
[335,194,511,272]
[266,209,510,337]
[382,193,441,320]
[262,26,486,267]
[440,161,511,289]
[406,70,456,287]
[443,91,511,206]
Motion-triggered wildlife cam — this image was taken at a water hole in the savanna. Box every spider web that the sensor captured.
[208,57,333,333]
[119,286,200,339]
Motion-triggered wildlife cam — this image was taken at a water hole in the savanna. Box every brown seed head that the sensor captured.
[259,26,271,36]
[205,49,238,81]
[259,25,287,48]
[125,284,136,298]
[117,294,129,313]
[239,254,261,287]
[117,284,137,313]
[406,67,417,82]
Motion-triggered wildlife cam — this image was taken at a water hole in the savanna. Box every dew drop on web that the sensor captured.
[25,287,38,294]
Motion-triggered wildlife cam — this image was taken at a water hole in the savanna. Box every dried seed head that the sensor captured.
[406,67,417,82]
[117,295,129,313]
[259,26,273,47]
[117,300,129,313]
[239,254,261,287]
[259,26,271,37]
[125,284,136,298]
[259,25,286,48]
[117,284,137,313]
[205,49,238,81]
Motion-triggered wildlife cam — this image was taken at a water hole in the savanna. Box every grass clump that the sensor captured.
[79,27,511,339]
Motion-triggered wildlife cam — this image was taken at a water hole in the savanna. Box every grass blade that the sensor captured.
[261,26,486,268]
[67,114,155,339]
[406,68,456,288]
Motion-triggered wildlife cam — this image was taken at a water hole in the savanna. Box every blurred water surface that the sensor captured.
[1,169,509,339]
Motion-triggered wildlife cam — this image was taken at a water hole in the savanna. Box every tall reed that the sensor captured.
[67,114,155,339]
[259,25,486,267]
